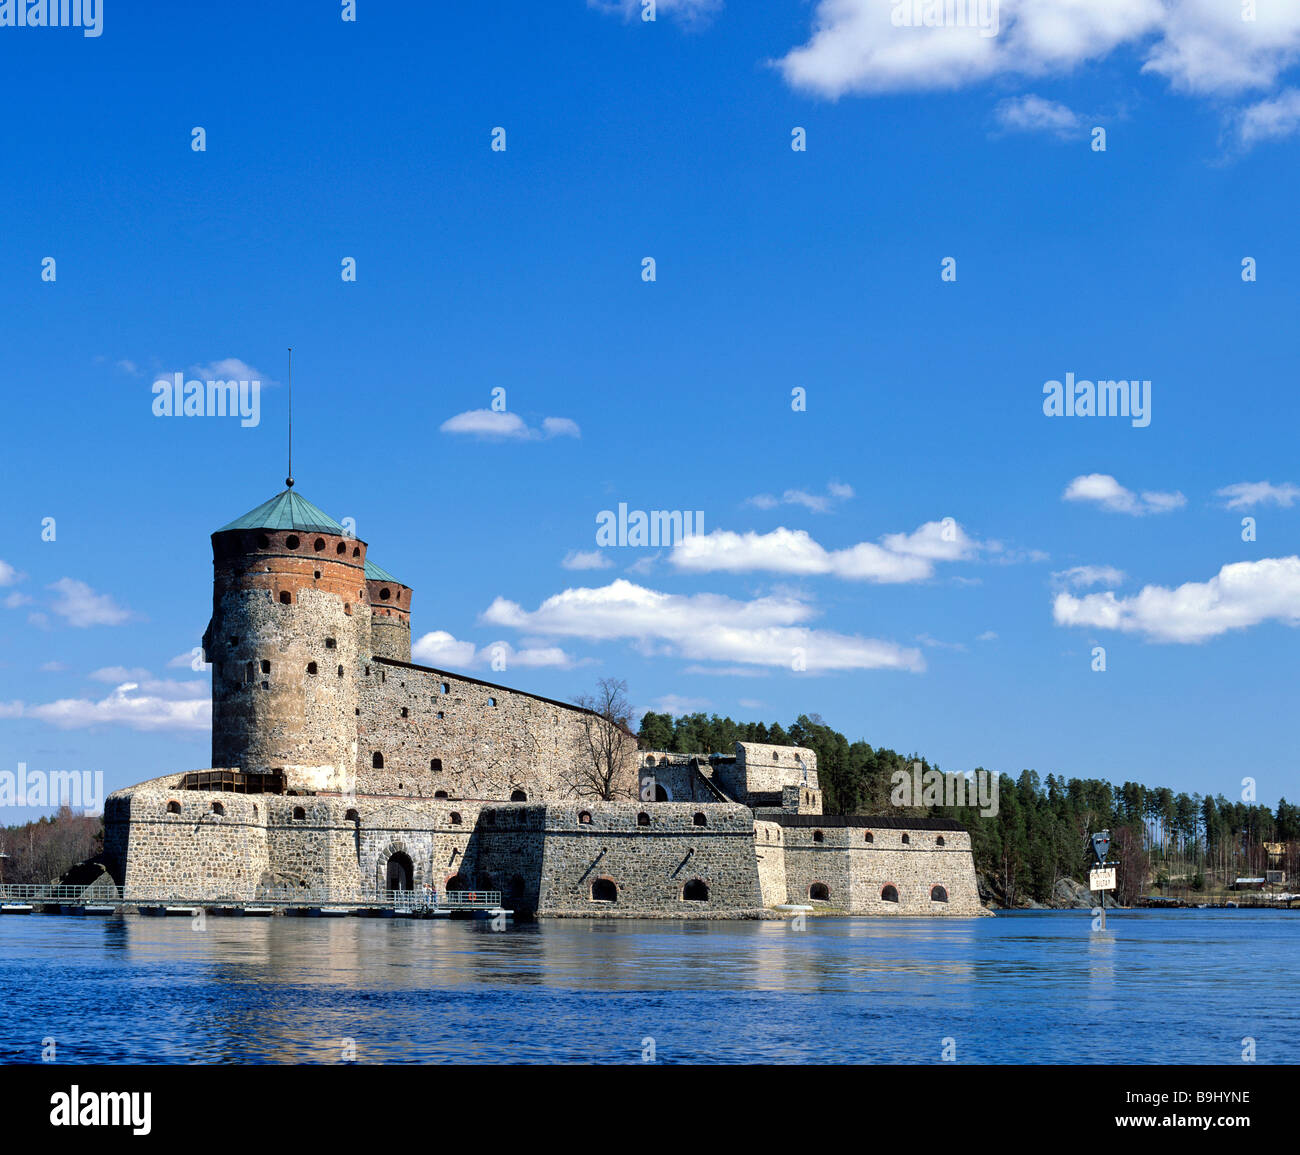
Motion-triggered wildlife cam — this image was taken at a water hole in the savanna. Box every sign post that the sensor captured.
[1089,831,1114,929]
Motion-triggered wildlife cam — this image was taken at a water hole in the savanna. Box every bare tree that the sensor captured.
[568,678,639,801]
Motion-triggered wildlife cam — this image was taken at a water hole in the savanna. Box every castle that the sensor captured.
[102,483,984,917]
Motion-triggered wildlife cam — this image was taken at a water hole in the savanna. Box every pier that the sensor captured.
[0,884,510,920]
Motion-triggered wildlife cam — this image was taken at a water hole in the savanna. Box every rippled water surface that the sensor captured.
[1,910,1295,1063]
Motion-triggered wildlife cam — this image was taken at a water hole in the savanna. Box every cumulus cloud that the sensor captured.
[439,409,580,441]
[1063,474,1186,516]
[47,579,134,627]
[671,519,977,582]
[976,630,998,641]
[13,681,211,732]
[411,630,480,667]
[562,549,614,571]
[1052,556,1300,643]
[746,481,855,514]
[1216,480,1300,509]
[481,578,925,673]
[994,93,1086,138]
[4,592,32,609]
[775,1,1300,100]
[1053,564,1127,589]
[776,0,1163,97]
[0,560,20,586]
[410,630,576,670]
[1233,88,1300,147]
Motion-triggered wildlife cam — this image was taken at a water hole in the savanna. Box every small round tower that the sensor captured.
[364,559,413,663]
[204,485,368,793]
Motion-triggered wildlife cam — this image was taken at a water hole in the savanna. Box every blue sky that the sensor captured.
[2,0,1299,817]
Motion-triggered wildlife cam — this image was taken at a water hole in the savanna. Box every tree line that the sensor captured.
[0,806,103,887]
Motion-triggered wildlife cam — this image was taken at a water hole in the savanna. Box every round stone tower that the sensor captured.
[364,559,413,663]
[204,485,369,794]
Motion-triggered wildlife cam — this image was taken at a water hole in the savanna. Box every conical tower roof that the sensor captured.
[215,489,345,535]
[363,559,401,583]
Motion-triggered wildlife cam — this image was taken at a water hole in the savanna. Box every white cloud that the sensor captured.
[188,357,268,384]
[484,641,579,670]
[0,561,20,586]
[1144,2,1300,95]
[541,416,581,438]
[411,630,480,667]
[976,630,998,641]
[994,93,1085,138]
[1216,480,1300,509]
[410,631,576,670]
[681,664,770,677]
[90,666,152,683]
[481,578,925,673]
[672,519,976,582]
[1053,564,1127,589]
[1234,88,1300,147]
[673,527,929,582]
[39,661,66,672]
[746,482,855,514]
[1052,556,1300,643]
[47,579,133,627]
[4,592,32,609]
[1063,473,1186,516]
[771,1,1300,102]
[562,549,614,571]
[17,681,211,732]
[0,701,23,718]
[166,649,210,670]
[439,409,580,440]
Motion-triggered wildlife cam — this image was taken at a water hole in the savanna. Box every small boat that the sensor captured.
[0,903,34,914]
[242,906,274,916]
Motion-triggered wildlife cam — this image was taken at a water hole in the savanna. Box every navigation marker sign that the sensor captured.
[1090,831,1111,863]
[1089,866,1117,892]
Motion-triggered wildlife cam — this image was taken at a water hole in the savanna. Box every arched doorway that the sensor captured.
[654,785,669,801]
[386,852,414,891]
[809,881,830,901]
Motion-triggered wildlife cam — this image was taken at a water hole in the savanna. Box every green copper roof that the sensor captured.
[364,559,400,583]
[216,489,346,535]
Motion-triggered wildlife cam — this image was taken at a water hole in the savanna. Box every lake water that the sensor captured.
[1,909,1296,1064]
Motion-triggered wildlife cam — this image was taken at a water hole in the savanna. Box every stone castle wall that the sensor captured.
[720,742,819,796]
[778,819,984,916]
[535,802,764,917]
[353,658,612,801]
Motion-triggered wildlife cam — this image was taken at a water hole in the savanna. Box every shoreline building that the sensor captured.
[103,484,984,917]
